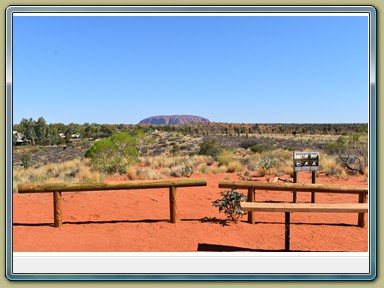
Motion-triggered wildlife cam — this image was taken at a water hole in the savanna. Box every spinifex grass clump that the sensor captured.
[212,189,248,222]
[12,159,103,193]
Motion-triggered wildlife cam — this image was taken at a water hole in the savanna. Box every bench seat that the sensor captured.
[240,202,368,213]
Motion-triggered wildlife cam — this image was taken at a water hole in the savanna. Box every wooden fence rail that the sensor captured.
[219,180,368,227]
[18,178,207,227]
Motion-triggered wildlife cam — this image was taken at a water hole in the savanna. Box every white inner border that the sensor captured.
[13,252,369,274]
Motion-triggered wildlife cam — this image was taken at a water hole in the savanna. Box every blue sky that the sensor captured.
[13,14,369,124]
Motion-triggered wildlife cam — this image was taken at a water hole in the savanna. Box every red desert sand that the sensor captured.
[13,172,368,252]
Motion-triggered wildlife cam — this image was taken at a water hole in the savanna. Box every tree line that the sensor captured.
[13,116,368,146]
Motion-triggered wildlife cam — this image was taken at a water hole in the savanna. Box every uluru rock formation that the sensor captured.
[139,115,210,125]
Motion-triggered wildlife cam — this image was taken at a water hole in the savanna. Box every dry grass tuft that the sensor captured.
[217,149,234,166]
[126,166,137,180]
[226,161,243,173]
[13,159,103,193]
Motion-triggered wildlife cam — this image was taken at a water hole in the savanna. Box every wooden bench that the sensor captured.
[18,178,207,227]
[240,202,369,251]
[219,180,368,227]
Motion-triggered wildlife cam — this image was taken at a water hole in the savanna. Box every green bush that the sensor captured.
[324,136,347,155]
[250,144,264,154]
[198,139,223,158]
[212,189,248,222]
[21,151,33,169]
[181,165,194,177]
[85,132,138,174]
[239,139,259,149]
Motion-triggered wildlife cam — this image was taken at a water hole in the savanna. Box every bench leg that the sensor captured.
[285,212,290,251]
[358,193,367,228]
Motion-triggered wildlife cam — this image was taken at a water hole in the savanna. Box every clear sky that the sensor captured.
[13,14,369,124]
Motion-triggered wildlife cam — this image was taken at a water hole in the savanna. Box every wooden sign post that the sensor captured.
[293,152,319,203]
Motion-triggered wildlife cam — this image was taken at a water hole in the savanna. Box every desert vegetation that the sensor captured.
[13,116,367,146]
[12,120,369,192]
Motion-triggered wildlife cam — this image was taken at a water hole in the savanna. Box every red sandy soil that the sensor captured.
[13,172,368,252]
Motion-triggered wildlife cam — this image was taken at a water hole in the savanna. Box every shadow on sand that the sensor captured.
[197,243,343,252]
[13,217,358,228]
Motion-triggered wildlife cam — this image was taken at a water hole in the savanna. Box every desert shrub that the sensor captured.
[324,136,347,155]
[237,171,252,181]
[212,189,247,222]
[283,146,295,151]
[171,143,180,155]
[239,139,259,149]
[181,165,194,177]
[200,164,208,174]
[338,133,368,175]
[324,133,368,174]
[250,144,264,154]
[258,158,277,176]
[168,164,193,177]
[198,139,223,158]
[21,151,33,169]
[85,132,138,174]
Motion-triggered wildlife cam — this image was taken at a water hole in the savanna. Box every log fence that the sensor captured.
[18,178,207,227]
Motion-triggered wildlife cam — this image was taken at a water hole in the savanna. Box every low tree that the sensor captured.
[85,132,138,174]
[35,117,47,145]
[19,118,36,145]
[133,128,155,157]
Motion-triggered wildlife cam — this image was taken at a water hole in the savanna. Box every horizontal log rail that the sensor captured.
[18,178,207,193]
[219,180,368,227]
[219,180,368,194]
[18,178,207,227]
[240,202,369,251]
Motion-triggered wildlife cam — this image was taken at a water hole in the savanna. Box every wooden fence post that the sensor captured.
[247,188,255,224]
[169,186,177,223]
[311,171,316,203]
[53,191,62,227]
[358,193,367,228]
[293,172,297,203]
